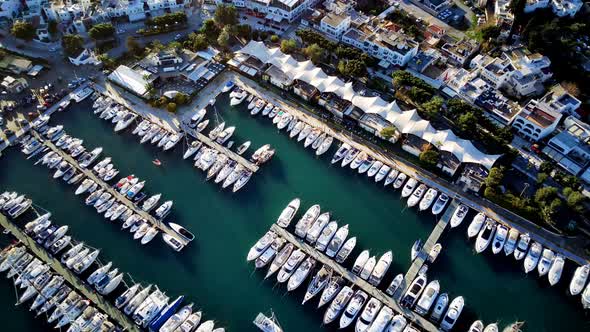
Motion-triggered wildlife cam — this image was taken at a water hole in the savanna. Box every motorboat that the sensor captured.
[87,262,113,285]
[123,285,152,315]
[297,124,313,142]
[366,306,393,332]
[216,126,235,145]
[335,237,356,263]
[548,254,564,286]
[388,314,408,332]
[160,303,193,332]
[142,194,162,212]
[341,148,359,167]
[155,201,173,219]
[383,169,399,187]
[323,286,353,324]
[415,280,440,315]
[419,188,438,211]
[232,170,252,192]
[79,147,103,168]
[277,113,292,130]
[265,243,294,279]
[163,132,183,151]
[222,165,244,189]
[268,106,280,118]
[491,224,508,254]
[19,271,53,304]
[262,103,274,116]
[277,249,306,283]
[311,132,326,151]
[475,220,496,254]
[430,292,449,322]
[304,128,322,148]
[236,141,251,155]
[360,256,376,280]
[287,257,316,291]
[368,251,392,286]
[276,198,300,228]
[302,265,332,305]
[230,89,247,106]
[30,276,66,311]
[514,233,530,260]
[374,165,391,183]
[208,122,225,141]
[50,236,72,254]
[148,295,186,332]
[255,238,285,269]
[444,204,466,228]
[339,291,369,328]
[141,227,159,245]
[523,242,542,274]
[331,144,350,164]
[114,113,137,132]
[195,320,215,332]
[294,204,321,238]
[188,108,207,128]
[582,283,590,309]
[537,248,555,277]
[48,292,81,324]
[407,184,426,208]
[318,276,343,308]
[214,161,237,184]
[326,224,349,257]
[196,119,209,133]
[132,290,169,327]
[570,264,590,295]
[483,323,499,332]
[366,160,382,178]
[356,155,373,173]
[382,270,402,295]
[355,297,382,332]
[114,283,140,309]
[316,135,334,156]
[140,124,160,144]
[431,194,449,215]
[60,242,84,264]
[305,212,330,244]
[352,250,370,275]
[251,99,265,115]
[289,121,304,139]
[247,230,276,261]
[401,274,427,308]
[440,296,464,331]
[428,243,442,263]
[503,228,519,256]
[134,120,150,135]
[315,221,338,252]
[133,223,150,240]
[467,213,486,238]
[207,154,229,180]
[400,178,417,198]
[126,180,145,198]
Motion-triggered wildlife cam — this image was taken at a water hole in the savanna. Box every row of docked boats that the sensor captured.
[93,96,139,133]
[0,191,33,219]
[466,212,590,308]
[0,245,120,332]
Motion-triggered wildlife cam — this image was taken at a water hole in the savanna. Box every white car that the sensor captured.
[0,116,4,126]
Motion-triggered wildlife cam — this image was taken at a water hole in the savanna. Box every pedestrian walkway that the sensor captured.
[270,224,440,332]
[0,214,141,332]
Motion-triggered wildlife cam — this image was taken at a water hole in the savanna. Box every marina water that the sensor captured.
[0,95,588,331]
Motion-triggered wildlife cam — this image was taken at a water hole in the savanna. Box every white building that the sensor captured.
[512,99,562,141]
[525,0,582,16]
[342,25,418,67]
[441,38,479,66]
[222,0,320,22]
[319,12,351,40]
[544,116,590,177]
[494,0,514,23]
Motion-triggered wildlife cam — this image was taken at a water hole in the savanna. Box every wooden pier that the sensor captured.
[270,224,440,332]
[394,199,457,300]
[33,132,190,248]
[0,214,141,332]
[180,123,259,173]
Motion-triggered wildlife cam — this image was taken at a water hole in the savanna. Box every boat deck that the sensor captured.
[32,132,190,248]
[270,224,439,332]
[0,214,141,332]
[180,122,259,173]
[394,199,457,300]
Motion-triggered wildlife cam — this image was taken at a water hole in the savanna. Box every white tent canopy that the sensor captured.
[238,41,501,169]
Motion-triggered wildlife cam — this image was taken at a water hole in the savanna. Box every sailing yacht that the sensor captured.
[339,290,368,329]
[253,311,283,332]
[276,198,300,228]
[523,242,543,273]
[302,266,332,305]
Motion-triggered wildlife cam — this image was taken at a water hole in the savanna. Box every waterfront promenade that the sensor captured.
[32,131,190,248]
[271,224,440,332]
[0,214,141,332]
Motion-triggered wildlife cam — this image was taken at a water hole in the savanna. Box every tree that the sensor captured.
[486,167,504,189]
[280,39,297,54]
[149,40,164,52]
[217,29,230,48]
[536,172,548,185]
[167,102,177,113]
[88,23,115,40]
[380,127,397,140]
[186,33,208,51]
[270,35,279,43]
[421,96,443,119]
[11,21,35,41]
[61,34,84,56]
[126,36,143,56]
[534,186,559,205]
[303,43,324,64]
[200,19,220,40]
[419,149,439,169]
[407,86,432,104]
[456,112,478,136]
[337,59,366,77]
[214,4,238,27]
[235,24,252,40]
[174,93,190,105]
[48,20,58,35]
[167,41,182,50]
[563,188,585,213]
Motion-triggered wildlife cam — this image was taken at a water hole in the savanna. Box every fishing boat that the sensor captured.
[355,297,382,331]
[265,243,294,279]
[514,233,530,260]
[430,292,449,322]
[335,237,356,263]
[523,242,542,274]
[440,296,464,331]
[491,224,508,254]
[415,280,440,315]
[467,213,486,238]
[548,254,564,286]
[450,204,468,228]
[352,250,370,275]
[570,264,589,295]
[323,286,353,324]
[287,257,316,291]
[302,265,332,305]
[475,220,496,254]
[276,198,300,228]
[326,224,349,257]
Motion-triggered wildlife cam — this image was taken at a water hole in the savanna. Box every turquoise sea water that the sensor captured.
[0,95,588,331]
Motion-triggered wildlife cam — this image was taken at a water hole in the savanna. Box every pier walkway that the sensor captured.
[180,123,259,173]
[0,214,141,332]
[394,200,457,300]
[32,131,190,248]
[270,224,439,332]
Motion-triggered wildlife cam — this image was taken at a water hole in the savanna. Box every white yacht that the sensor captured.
[449,204,468,228]
[289,121,304,139]
[475,220,496,254]
[383,169,399,186]
[569,264,589,295]
[440,296,464,331]
[323,286,354,324]
[318,276,343,308]
[256,238,285,269]
[366,161,383,178]
[304,128,321,148]
[188,108,207,128]
[514,233,531,260]
[352,250,370,275]
[431,194,449,215]
[183,142,202,160]
[355,297,382,332]
[294,204,321,238]
[503,228,519,256]
[401,274,426,308]
[287,257,316,291]
[160,303,193,332]
[548,254,564,286]
[315,221,338,252]
[407,184,426,208]
[367,306,393,332]
[467,213,486,238]
[87,262,113,285]
[311,132,326,150]
[523,242,542,273]
[115,283,140,309]
[368,251,392,286]
[418,188,437,211]
[305,212,330,244]
[357,156,374,174]
[430,292,448,322]
[339,290,368,329]
[335,237,356,263]
[388,314,408,332]
[248,231,277,261]
[385,274,404,296]
[315,136,333,156]
[341,148,359,167]
[350,152,368,170]
[276,249,306,283]
[297,124,312,142]
[302,265,332,305]
[415,280,439,315]
[374,164,391,183]
[538,248,555,277]
[276,198,300,228]
[491,224,508,254]
[326,224,349,258]
[359,256,376,280]
[582,283,590,309]
[400,178,417,198]
[265,243,293,279]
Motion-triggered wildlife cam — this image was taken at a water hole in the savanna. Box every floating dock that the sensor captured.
[32,131,190,248]
[270,224,439,332]
[394,199,457,301]
[0,214,141,332]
